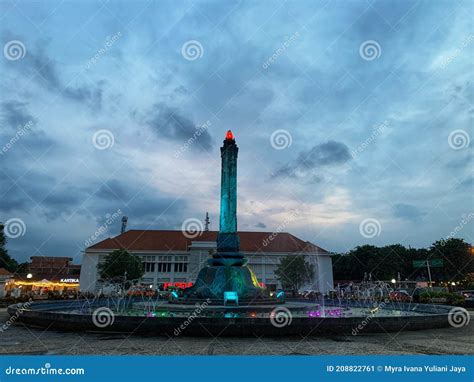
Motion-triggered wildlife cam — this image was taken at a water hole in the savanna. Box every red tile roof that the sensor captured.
[0,267,13,276]
[87,230,329,254]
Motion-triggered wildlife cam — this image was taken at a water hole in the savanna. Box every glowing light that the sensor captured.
[249,311,257,318]
[163,282,193,290]
[26,273,33,279]
[391,279,396,284]
[225,130,234,140]
[308,310,322,318]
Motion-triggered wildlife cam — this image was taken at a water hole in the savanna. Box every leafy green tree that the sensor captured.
[0,223,18,272]
[98,249,144,283]
[429,238,472,282]
[275,255,314,292]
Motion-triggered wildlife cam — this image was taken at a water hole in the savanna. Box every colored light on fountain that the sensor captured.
[249,311,257,318]
[160,312,167,317]
[308,310,322,318]
[276,291,285,298]
[171,291,179,299]
[224,312,233,318]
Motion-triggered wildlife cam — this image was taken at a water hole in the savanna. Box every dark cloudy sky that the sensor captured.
[1,0,472,263]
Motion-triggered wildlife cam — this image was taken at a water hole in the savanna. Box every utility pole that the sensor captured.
[426,260,432,288]
[204,212,210,232]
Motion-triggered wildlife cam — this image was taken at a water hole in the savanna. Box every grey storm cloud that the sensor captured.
[255,222,267,229]
[5,41,104,111]
[92,179,186,226]
[273,141,351,180]
[393,203,426,222]
[141,103,213,150]
[1,101,37,129]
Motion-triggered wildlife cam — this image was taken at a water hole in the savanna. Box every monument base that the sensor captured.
[183,264,268,301]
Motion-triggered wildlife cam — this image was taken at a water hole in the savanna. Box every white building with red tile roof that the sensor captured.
[80,230,333,293]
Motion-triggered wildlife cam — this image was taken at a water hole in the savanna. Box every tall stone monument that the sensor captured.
[184,130,266,301]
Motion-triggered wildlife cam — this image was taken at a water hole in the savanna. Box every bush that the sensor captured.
[419,291,464,306]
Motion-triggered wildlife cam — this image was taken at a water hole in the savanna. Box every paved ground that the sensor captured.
[0,309,472,355]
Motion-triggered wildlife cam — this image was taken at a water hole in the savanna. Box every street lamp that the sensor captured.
[391,278,396,284]
[26,273,33,279]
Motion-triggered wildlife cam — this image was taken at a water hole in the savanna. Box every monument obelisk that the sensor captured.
[184,130,266,301]
[213,130,245,266]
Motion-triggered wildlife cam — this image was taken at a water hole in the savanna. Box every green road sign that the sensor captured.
[413,260,426,268]
[413,259,444,268]
[429,259,444,267]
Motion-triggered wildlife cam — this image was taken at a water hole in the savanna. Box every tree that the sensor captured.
[429,238,472,282]
[275,255,314,292]
[0,223,18,272]
[98,249,144,283]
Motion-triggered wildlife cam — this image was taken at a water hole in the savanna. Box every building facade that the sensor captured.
[80,230,334,294]
[4,257,81,298]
